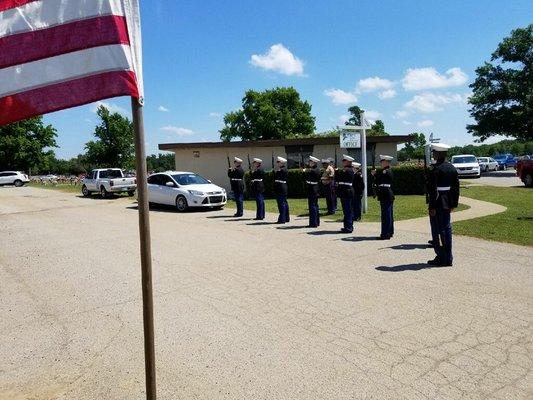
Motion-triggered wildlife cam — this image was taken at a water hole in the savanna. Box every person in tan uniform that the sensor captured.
[321,158,336,214]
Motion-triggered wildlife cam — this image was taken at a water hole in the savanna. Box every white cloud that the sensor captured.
[364,110,381,120]
[324,88,357,105]
[378,89,397,99]
[404,92,467,113]
[160,126,194,136]
[394,110,409,119]
[250,43,305,76]
[209,112,222,118]
[337,114,351,124]
[402,67,468,91]
[158,105,169,112]
[402,120,412,125]
[417,119,434,127]
[91,101,127,115]
[357,77,394,92]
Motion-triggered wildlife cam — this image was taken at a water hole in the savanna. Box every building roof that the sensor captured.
[159,135,412,151]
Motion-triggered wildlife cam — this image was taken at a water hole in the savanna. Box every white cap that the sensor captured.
[321,158,329,163]
[431,143,451,152]
[277,156,287,163]
[234,157,243,163]
[342,154,354,162]
[379,155,393,161]
[253,158,262,163]
[352,162,361,168]
[309,156,320,163]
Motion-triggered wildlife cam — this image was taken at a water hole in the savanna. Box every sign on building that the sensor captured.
[339,128,363,148]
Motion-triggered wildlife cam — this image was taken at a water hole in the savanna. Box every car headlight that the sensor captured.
[188,190,205,196]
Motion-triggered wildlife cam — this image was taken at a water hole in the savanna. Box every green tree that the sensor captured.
[368,120,389,136]
[398,132,426,161]
[344,105,364,126]
[220,87,315,141]
[85,106,134,168]
[468,24,533,141]
[0,117,57,173]
[146,153,175,172]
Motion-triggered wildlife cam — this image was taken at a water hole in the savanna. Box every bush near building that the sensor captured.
[244,165,426,198]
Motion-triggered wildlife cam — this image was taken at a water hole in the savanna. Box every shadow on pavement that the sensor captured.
[376,263,451,272]
[307,230,343,236]
[246,221,278,226]
[340,236,377,242]
[276,225,309,230]
[224,218,254,222]
[206,215,235,219]
[386,243,432,250]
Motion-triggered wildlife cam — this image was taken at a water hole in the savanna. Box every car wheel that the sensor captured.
[128,190,135,197]
[82,185,91,197]
[175,195,188,212]
[13,179,23,187]
[100,186,109,199]
[524,173,533,188]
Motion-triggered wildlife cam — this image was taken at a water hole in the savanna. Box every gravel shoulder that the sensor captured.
[1,186,531,400]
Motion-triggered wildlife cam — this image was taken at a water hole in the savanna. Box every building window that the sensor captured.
[284,145,314,168]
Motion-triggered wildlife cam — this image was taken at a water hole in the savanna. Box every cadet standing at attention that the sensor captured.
[227,157,245,217]
[427,143,460,266]
[250,158,265,220]
[352,161,365,222]
[371,155,395,240]
[335,155,355,233]
[304,156,321,227]
[274,156,290,224]
[321,158,336,214]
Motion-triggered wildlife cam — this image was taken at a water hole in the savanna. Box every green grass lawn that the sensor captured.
[27,182,133,198]
[454,185,533,247]
[227,195,468,223]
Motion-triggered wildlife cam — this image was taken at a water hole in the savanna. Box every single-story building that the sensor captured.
[158,135,411,191]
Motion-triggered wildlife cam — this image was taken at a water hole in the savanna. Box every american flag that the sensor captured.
[0,0,143,126]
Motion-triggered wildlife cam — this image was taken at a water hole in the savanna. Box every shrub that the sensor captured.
[244,165,426,198]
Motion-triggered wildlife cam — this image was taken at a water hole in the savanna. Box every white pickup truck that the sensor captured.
[82,168,136,198]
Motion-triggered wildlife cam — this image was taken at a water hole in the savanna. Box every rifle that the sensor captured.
[334,147,338,168]
[226,154,231,169]
[271,151,274,171]
[247,154,252,171]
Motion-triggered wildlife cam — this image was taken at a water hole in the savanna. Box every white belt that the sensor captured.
[231,178,242,181]
[306,181,318,185]
[252,179,263,182]
[437,186,451,191]
[275,180,286,183]
[338,182,352,186]
[379,184,391,187]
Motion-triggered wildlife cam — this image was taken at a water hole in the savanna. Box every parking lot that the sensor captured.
[475,170,523,187]
[1,186,532,400]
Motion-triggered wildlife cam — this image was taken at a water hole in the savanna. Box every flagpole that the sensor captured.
[131,96,157,400]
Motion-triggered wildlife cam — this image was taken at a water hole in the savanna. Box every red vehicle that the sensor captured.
[516,158,533,187]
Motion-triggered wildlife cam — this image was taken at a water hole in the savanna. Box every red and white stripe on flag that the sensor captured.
[0,0,143,126]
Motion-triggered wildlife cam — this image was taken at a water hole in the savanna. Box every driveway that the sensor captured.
[473,170,523,187]
[1,187,531,400]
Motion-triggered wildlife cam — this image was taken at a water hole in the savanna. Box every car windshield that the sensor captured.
[452,156,477,164]
[99,169,123,179]
[478,158,487,162]
[172,173,210,185]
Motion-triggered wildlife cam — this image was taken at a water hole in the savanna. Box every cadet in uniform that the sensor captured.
[304,156,321,227]
[427,143,460,266]
[250,158,265,220]
[274,156,290,224]
[371,155,395,239]
[335,155,355,233]
[321,158,336,214]
[352,161,365,222]
[227,157,245,217]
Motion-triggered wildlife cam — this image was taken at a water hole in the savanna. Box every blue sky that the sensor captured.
[46,0,533,159]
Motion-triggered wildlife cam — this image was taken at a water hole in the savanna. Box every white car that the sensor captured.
[147,171,227,212]
[0,171,29,187]
[477,157,498,172]
[452,155,481,178]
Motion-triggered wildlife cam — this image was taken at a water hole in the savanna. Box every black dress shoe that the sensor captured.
[340,228,353,233]
[427,258,451,266]
[233,214,243,217]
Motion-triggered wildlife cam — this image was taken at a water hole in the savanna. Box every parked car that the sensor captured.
[82,168,137,198]
[147,171,227,211]
[0,171,29,187]
[516,158,533,187]
[477,157,498,172]
[451,155,481,178]
[493,154,516,170]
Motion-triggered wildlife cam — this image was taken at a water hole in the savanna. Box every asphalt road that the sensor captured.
[472,170,523,187]
[1,187,532,400]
